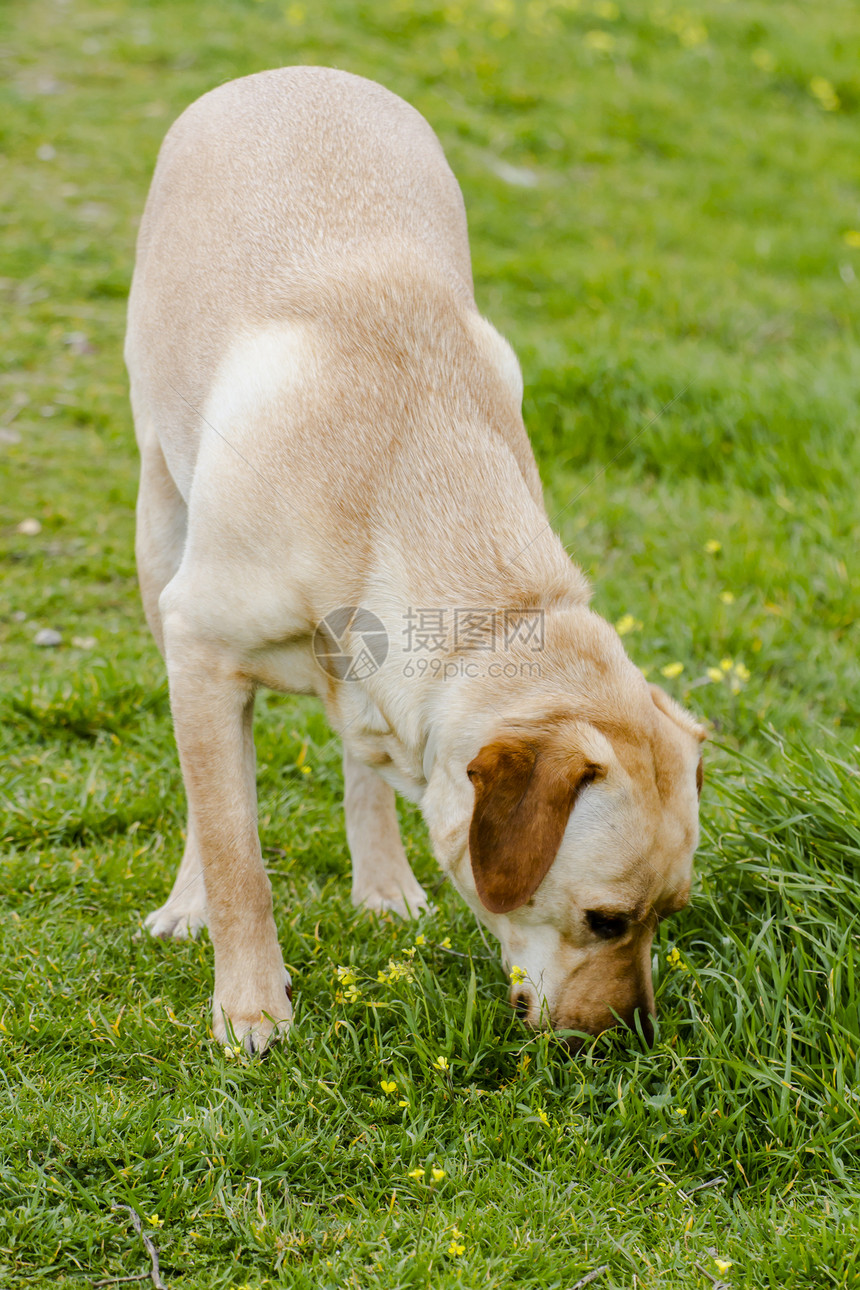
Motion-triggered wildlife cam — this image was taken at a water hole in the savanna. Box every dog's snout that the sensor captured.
[552,940,657,1047]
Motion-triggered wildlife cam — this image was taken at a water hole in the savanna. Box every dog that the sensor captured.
[125,66,704,1052]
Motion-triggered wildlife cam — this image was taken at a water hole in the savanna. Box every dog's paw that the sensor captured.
[143,895,208,941]
[213,968,293,1056]
[352,878,431,920]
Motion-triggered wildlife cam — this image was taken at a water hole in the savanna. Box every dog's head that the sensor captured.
[456,682,704,1042]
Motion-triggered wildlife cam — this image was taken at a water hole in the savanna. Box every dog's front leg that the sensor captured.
[162,609,292,1052]
[343,747,430,918]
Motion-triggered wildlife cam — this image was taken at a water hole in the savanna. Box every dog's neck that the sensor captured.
[331,599,630,808]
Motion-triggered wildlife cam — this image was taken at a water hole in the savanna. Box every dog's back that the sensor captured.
[126,68,475,466]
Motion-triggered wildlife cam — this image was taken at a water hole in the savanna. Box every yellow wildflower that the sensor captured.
[707,667,724,683]
[385,958,415,983]
[719,590,735,604]
[679,23,707,47]
[407,1167,425,1181]
[380,1079,397,1094]
[660,662,684,679]
[149,1214,164,1228]
[510,965,527,985]
[584,29,615,52]
[440,937,452,949]
[615,613,642,636]
[448,1240,465,1256]
[537,1109,549,1125]
[704,539,721,554]
[734,662,751,682]
[675,1106,688,1116]
[398,1099,409,1107]
[810,77,839,111]
[719,657,733,672]
[415,934,425,946]
[336,965,357,985]
[714,1258,733,1273]
[431,1167,446,1182]
[433,1055,450,1072]
[844,231,860,249]
[666,947,687,971]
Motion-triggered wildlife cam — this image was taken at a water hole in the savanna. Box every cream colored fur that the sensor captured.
[126,67,704,1052]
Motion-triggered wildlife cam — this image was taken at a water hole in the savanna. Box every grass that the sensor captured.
[1,0,859,1285]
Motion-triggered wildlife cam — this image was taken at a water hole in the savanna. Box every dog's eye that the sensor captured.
[586,910,629,939]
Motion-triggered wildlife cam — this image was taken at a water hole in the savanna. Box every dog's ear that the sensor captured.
[649,684,706,742]
[467,737,604,914]
[650,685,706,798]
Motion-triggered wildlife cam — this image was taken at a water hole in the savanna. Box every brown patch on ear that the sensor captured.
[649,684,706,742]
[696,756,704,798]
[467,737,604,914]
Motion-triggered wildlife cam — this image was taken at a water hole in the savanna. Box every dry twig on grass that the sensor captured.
[104,1205,168,1290]
[569,1267,609,1290]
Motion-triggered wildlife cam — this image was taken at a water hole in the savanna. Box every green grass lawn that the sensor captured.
[2,0,859,1285]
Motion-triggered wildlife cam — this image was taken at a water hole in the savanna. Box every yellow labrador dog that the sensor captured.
[126,67,704,1052]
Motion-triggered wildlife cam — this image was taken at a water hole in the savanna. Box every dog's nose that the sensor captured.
[511,990,531,1020]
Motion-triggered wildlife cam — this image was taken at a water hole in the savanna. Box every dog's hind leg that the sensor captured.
[343,748,430,918]
[135,434,208,939]
[135,432,187,656]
